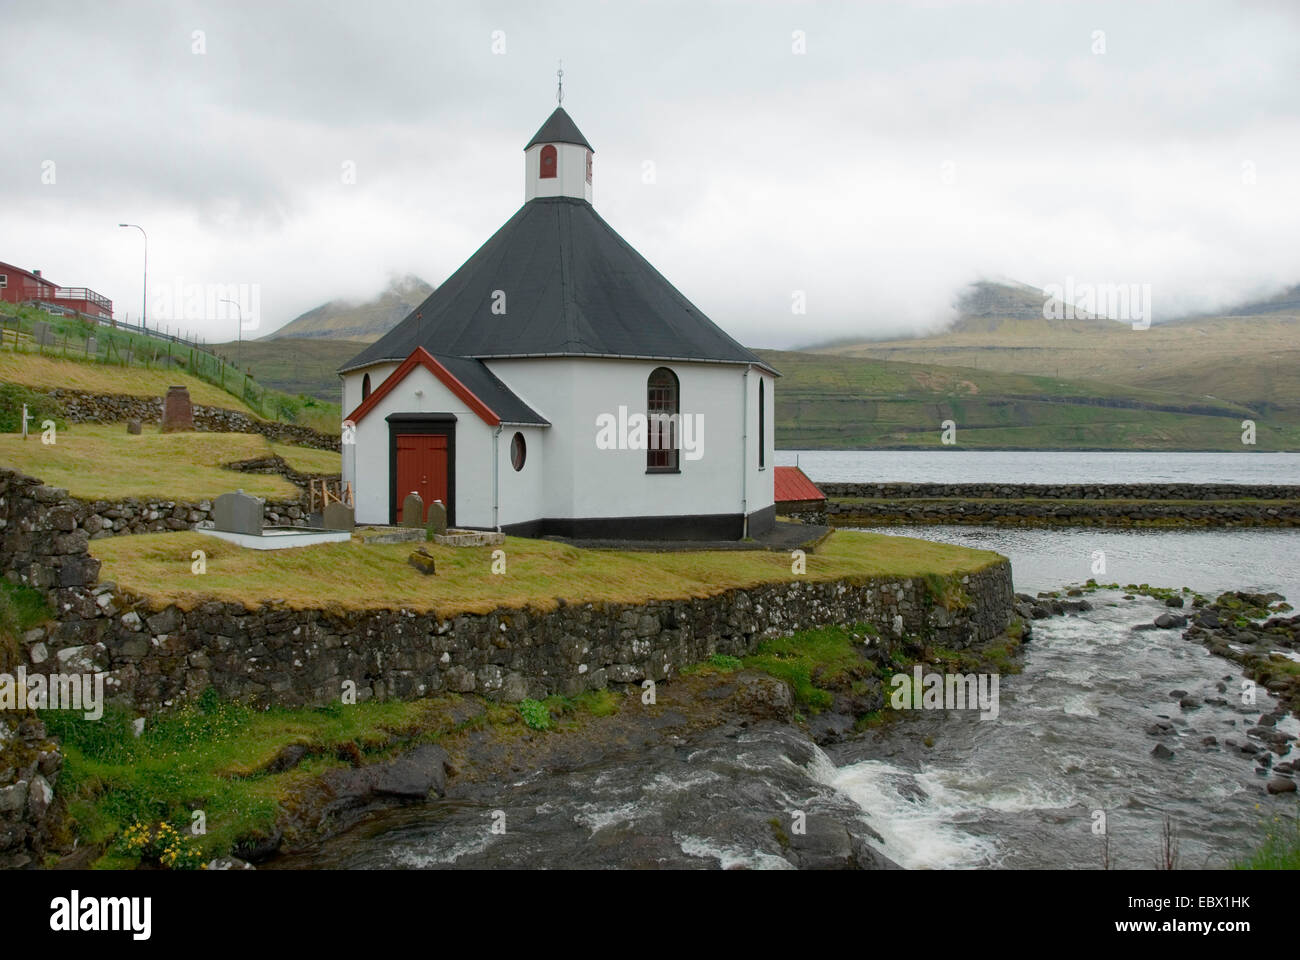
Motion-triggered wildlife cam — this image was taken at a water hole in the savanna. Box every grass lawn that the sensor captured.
[267,441,340,475]
[89,528,1004,617]
[0,352,259,415]
[0,423,303,501]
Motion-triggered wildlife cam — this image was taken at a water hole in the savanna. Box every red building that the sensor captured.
[0,262,57,305]
[0,261,112,320]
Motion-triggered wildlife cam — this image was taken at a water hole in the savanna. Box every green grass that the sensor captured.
[740,623,872,711]
[45,683,627,867]
[0,423,302,501]
[1235,803,1300,869]
[88,529,1004,618]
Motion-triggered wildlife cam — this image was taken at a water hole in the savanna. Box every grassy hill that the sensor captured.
[0,301,342,435]
[264,274,431,342]
[210,337,360,402]
[757,349,1299,450]
[815,281,1300,421]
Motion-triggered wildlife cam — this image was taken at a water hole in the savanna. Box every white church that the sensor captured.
[338,105,777,540]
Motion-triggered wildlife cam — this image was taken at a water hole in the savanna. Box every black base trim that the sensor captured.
[500,509,774,541]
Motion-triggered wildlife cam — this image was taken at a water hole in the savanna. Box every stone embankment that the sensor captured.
[820,482,1300,527]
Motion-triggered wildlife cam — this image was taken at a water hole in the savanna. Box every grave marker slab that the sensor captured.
[127,420,142,435]
[322,501,355,530]
[401,492,424,527]
[162,385,195,433]
[212,490,264,536]
[426,500,447,536]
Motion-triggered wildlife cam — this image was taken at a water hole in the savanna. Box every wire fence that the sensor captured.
[0,309,283,420]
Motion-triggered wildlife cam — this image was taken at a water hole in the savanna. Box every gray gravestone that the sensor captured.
[401,491,424,527]
[426,500,447,535]
[33,321,53,346]
[127,420,142,435]
[322,501,354,530]
[85,336,97,356]
[213,489,264,536]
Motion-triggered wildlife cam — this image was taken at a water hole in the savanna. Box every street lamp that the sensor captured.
[118,224,147,330]
[219,298,242,370]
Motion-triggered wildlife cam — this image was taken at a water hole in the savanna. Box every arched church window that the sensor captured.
[758,378,766,469]
[540,145,558,179]
[647,367,679,472]
[362,373,371,400]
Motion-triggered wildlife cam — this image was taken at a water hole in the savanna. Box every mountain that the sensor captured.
[756,348,1299,451]
[814,280,1300,416]
[266,274,433,342]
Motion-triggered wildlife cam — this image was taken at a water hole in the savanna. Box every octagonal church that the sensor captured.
[338,105,777,539]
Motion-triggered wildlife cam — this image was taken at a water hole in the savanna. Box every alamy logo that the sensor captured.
[594,406,704,461]
[50,890,151,940]
[890,665,1000,720]
[0,668,105,720]
[1042,277,1153,330]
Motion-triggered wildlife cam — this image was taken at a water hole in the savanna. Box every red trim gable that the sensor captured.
[345,347,501,427]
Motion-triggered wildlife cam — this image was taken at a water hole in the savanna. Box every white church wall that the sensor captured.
[487,356,765,522]
[495,424,548,528]
[348,365,497,527]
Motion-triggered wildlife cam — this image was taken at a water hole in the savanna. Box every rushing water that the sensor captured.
[777,449,1300,485]
[281,457,1300,869]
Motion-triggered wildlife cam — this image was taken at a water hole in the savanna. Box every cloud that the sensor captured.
[1,0,1297,345]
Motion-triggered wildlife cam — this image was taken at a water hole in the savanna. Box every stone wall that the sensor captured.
[0,468,309,593]
[0,715,62,870]
[827,497,1300,527]
[22,560,1013,712]
[819,482,1300,501]
[47,390,341,452]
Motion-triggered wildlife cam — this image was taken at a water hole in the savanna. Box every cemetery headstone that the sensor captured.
[33,321,53,346]
[162,385,195,433]
[322,501,355,530]
[401,491,424,527]
[127,419,142,435]
[425,499,447,536]
[85,336,97,356]
[213,489,264,536]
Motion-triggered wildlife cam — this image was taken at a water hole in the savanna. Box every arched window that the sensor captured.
[510,432,526,471]
[758,378,766,469]
[647,367,679,472]
[362,373,371,400]
[540,144,557,179]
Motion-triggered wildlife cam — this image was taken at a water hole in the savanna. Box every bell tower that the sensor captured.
[524,68,594,203]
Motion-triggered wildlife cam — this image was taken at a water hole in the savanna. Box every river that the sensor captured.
[280,456,1300,870]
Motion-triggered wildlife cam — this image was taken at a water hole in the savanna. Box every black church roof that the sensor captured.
[524,107,593,151]
[340,196,776,375]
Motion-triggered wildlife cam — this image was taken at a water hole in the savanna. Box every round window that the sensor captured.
[510,432,526,471]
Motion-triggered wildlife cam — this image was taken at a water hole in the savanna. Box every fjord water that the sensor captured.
[289,453,1299,869]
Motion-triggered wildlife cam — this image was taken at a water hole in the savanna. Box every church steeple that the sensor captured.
[524,104,594,204]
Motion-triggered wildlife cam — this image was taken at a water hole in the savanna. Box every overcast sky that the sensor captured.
[2,0,1298,347]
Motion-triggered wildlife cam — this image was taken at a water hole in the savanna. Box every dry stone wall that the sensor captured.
[47,389,340,451]
[24,561,1013,712]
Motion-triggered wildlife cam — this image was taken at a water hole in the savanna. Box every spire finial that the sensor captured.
[556,60,564,106]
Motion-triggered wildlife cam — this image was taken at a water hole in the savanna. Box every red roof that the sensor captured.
[774,466,825,502]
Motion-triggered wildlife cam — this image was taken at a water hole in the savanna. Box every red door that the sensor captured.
[395,434,448,523]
